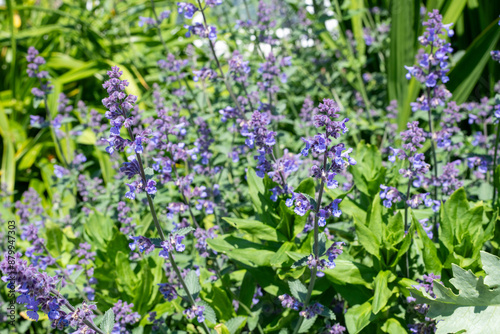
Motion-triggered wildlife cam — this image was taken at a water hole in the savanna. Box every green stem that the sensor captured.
[125,127,210,334]
[41,244,103,315]
[150,0,169,54]
[197,0,246,119]
[404,175,412,279]
[41,90,68,167]
[292,153,328,334]
[492,123,500,205]
[51,289,104,334]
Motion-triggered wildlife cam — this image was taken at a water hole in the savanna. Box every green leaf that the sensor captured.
[84,210,114,250]
[323,260,377,289]
[239,272,257,310]
[298,315,317,333]
[0,106,15,194]
[246,168,277,226]
[387,0,419,130]
[414,213,442,275]
[197,300,217,325]
[45,222,69,258]
[288,280,308,303]
[69,268,85,282]
[291,255,309,269]
[439,188,469,251]
[144,167,154,180]
[349,0,365,56]
[447,18,500,104]
[392,218,415,268]
[224,316,247,334]
[317,232,327,257]
[206,236,275,267]
[223,217,286,242]
[215,324,230,334]
[381,318,407,334]
[345,300,372,334]
[354,220,380,259]
[175,226,195,236]
[99,308,115,334]
[185,270,201,299]
[18,143,43,170]
[270,242,295,267]
[294,177,316,198]
[385,211,405,246]
[412,251,500,334]
[115,251,136,295]
[372,271,393,314]
[441,0,467,25]
[204,286,235,321]
[350,142,386,197]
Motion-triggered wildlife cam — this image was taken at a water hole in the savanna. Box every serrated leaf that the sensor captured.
[291,255,309,269]
[197,300,217,324]
[174,226,195,236]
[318,233,327,257]
[300,192,318,211]
[150,237,162,248]
[185,270,201,298]
[99,308,115,334]
[69,268,85,282]
[298,314,317,333]
[215,324,230,334]
[320,307,336,320]
[224,316,247,334]
[144,167,154,180]
[412,251,500,334]
[288,280,308,303]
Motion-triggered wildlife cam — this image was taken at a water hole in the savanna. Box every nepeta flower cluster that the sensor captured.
[491,50,500,62]
[386,122,439,211]
[0,253,98,332]
[279,294,303,310]
[287,99,355,219]
[307,242,344,276]
[405,10,453,112]
[139,10,171,28]
[102,66,138,154]
[241,111,276,177]
[15,188,45,225]
[159,233,186,259]
[179,2,219,41]
[299,302,324,319]
[112,300,140,334]
[379,185,402,208]
[435,101,463,151]
[26,47,52,97]
[257,52,291,94]
[21,224,54,270]
[183,305,205,323]
[73,243,98,301]
[158,283,178,301]
[228,51,251,85]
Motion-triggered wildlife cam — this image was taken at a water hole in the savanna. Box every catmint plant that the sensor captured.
[284,99,354,333]
[101,66,214,333]
[405,9,454,203]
